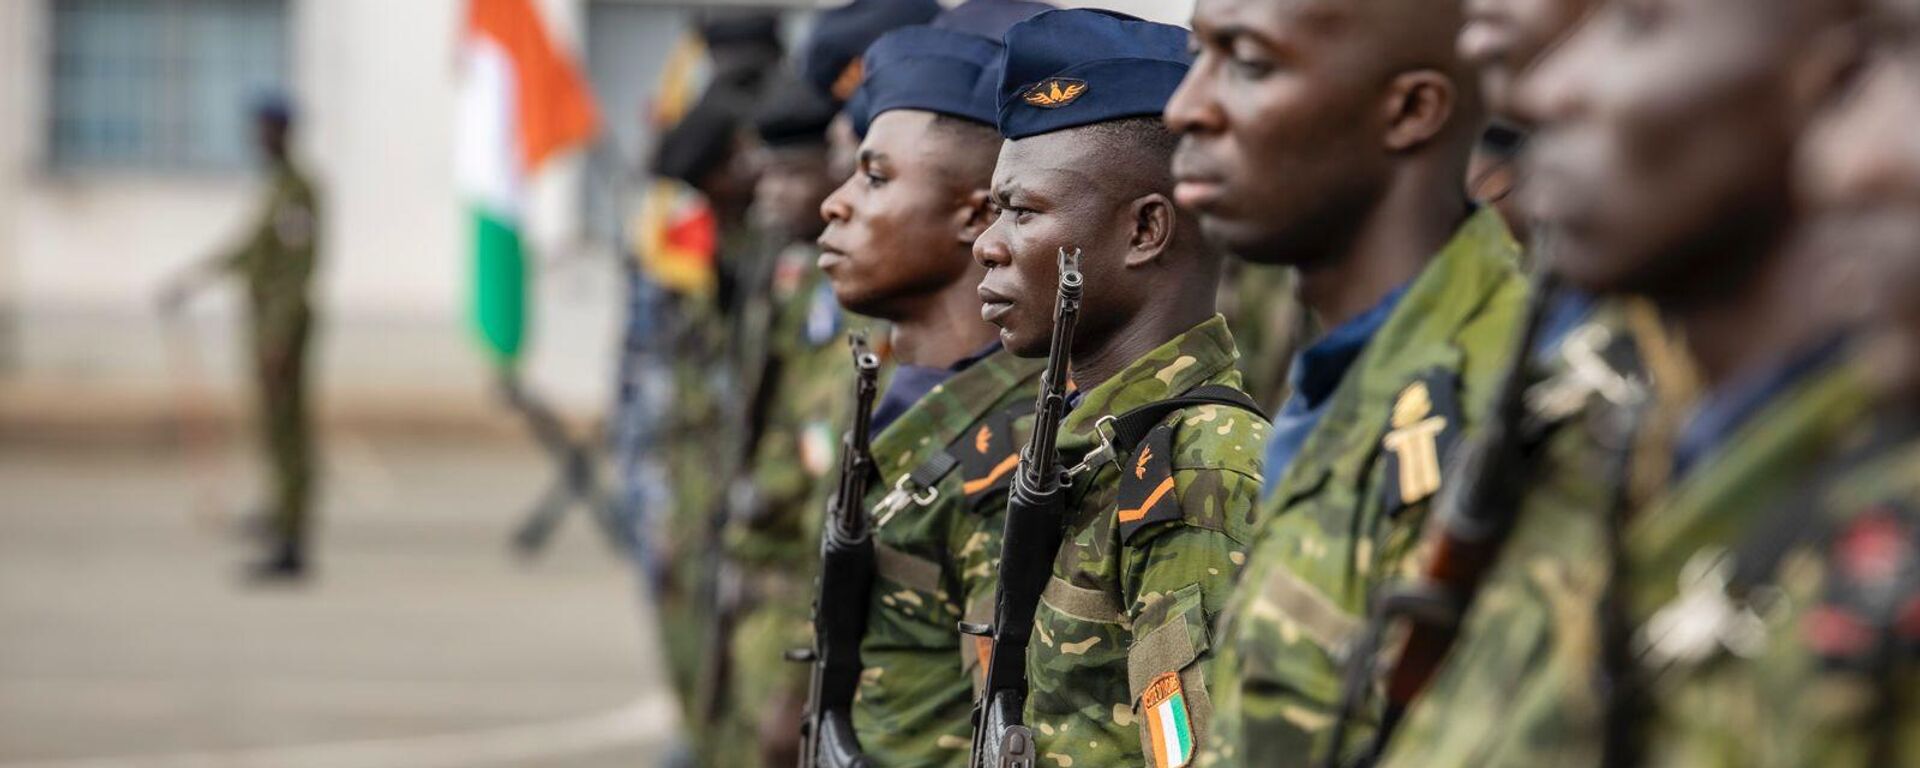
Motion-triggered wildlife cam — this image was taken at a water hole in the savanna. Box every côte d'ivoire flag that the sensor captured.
[456,0,598,366]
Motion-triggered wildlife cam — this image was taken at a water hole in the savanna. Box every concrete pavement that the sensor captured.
[0,432,672,767]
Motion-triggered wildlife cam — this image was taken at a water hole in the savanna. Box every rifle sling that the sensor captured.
[1105,384,1264,456]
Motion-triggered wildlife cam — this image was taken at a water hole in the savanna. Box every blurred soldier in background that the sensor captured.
[1167,0,1529,761]
[1410,0,1890,763]
[160,96,321,581]
[708,72,849,768]
[640,15,780,765]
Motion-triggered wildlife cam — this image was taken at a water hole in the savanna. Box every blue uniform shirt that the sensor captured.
[1261,283,1411,497]
[871,342,1003,437]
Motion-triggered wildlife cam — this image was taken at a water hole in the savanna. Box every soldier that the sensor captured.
[711,75,850,768]
[1382,0,1889,764]
[812,22,1045,766]
[972,10,1272,766]
[1457,0,1600,243]
[1165,0,1528,762]
[160,96,321,580]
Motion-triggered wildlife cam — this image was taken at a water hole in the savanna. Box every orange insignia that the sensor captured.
[831,59,865,101]
[1022,78,1088,108]
[975,424,994,454]
[1135,446,1154,480]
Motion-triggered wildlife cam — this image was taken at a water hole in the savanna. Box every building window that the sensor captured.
[47,0,290,172]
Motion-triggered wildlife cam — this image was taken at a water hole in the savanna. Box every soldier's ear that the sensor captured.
[1380,68,1459,152]
[1124,193,1176,268]
[956,187,995,244]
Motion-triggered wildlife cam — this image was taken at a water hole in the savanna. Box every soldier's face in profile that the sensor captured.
[975,131,1139,358]
[1167,0,1394,267]
[1802,0,1920,394]
[818,109,983,320]
[1516,0,1823,299]
[1460,0,1597,121]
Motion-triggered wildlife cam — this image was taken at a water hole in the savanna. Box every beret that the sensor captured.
[995,9,1192,140]
[754,70,839,148]
[932,0,1056,40]
[857,26,1005,128]
[800,0,942,104]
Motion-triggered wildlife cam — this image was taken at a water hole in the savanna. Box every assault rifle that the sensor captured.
[794,332,884,768]
[964,248,1083,768]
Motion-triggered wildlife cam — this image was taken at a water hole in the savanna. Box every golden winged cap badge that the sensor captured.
[1022,78,1088,108]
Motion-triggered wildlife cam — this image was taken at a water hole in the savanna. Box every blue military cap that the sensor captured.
[995,9,1192,140]
[856,26,1004,129]
[800,0,942,104]
[933,0,1056,40]
[845,82,876,138]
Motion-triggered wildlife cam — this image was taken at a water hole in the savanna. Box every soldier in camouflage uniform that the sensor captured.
[702,74,852,768]
[1375,0,1907,764]
[974,12,1272,766]
[162,98,321,579]
[813,23,1045,765]
[641,84,766,764]
[1164,0,1527,762]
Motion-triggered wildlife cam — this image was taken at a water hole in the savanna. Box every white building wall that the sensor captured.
[0,0,616,424]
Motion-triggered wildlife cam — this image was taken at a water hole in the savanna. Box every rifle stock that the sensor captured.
[967,248,1083,768]
[796,333,883,768]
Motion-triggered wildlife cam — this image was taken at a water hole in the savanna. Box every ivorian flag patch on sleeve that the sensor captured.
[1118,423,1180,543]
[1141,671,1194,768]
[957,409,1021,500]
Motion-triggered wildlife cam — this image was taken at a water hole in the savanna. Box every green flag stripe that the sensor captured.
[471,210,525,365]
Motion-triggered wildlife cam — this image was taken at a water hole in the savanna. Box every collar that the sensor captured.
[1060,314,1241,440]
[1290,282,1411,409]
[1673,332,1853,481]
[869,344,1045,462]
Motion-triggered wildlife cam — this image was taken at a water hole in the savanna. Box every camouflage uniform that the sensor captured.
[1620,353,1908,768]
[1207,209,1526,766]
[657,223,765,759]
[1025,315,1271,768]
[714,244,860,767]
[851,347,1044,766]
[1218,262,1308,412]
[1373,303,1679,767]
[223,158,320,553]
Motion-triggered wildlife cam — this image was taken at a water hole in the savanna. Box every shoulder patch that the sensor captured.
[1379,369,1464,517]
[1118,423,1180,543]
[957,409,1021,501]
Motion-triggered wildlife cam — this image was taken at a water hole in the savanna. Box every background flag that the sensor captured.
[456,0,599,366]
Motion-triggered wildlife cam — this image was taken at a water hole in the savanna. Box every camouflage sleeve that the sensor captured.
[953,498,1004,691]
[1120,463,1263,764]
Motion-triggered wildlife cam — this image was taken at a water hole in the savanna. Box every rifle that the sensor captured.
[695,245,787,729]
[1319,270,1563,768]
[794,332,884,768]
[964,248,1084,768]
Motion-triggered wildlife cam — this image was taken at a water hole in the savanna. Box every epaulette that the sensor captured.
[1108,384,1264,544]
[955,403,1030,503]
[1117,421,1180,543]
[1378,368,1465,518]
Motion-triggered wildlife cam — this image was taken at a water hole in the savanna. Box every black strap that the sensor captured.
[1107,384,1264,456]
